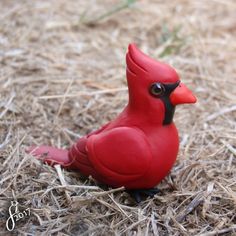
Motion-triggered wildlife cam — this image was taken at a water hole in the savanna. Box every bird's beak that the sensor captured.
[170,82,197,105]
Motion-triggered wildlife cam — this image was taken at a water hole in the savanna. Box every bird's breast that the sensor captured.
[142,123,179,186]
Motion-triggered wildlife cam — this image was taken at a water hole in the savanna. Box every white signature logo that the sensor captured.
[6,200,30,231]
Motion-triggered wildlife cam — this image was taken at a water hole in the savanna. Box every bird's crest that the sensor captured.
[126,43,179,83]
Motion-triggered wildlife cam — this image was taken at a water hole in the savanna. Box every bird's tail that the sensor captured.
[26,145,74,168]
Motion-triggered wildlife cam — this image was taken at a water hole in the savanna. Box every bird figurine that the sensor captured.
[28,44,197,202]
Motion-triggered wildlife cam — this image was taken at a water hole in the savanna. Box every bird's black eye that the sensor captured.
[149,83,165,97]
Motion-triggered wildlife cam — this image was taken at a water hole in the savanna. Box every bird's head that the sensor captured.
[126,43,197,125]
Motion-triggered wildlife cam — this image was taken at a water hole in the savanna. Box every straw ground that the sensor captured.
[0,0,236,235]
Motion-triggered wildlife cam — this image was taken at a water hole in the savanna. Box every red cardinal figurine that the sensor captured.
[28,44,196,202]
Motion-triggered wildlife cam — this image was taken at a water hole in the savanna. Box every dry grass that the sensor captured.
[0,0,236,235]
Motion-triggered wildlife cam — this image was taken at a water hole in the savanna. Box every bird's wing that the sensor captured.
[86,127,152,185]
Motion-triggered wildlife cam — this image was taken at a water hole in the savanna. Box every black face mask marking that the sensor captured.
[149,81,180,125]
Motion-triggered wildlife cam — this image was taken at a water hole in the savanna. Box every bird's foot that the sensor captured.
[127,188,159,203]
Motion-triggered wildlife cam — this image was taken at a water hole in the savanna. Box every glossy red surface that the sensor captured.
[28,44,196,189]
